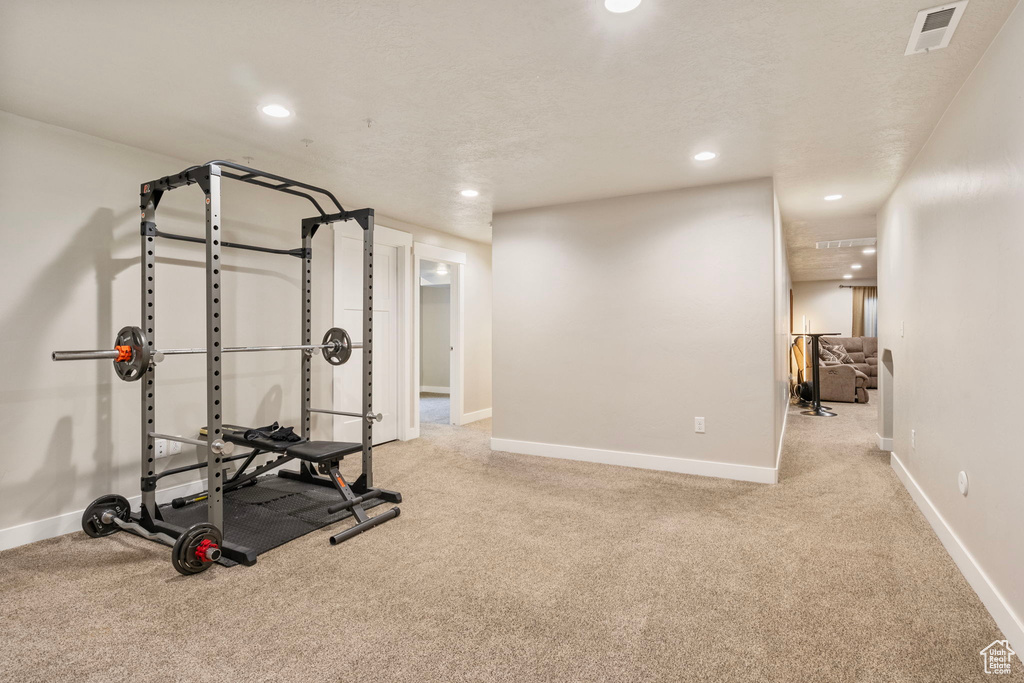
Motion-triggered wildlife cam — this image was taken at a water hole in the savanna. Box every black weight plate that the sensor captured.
[81,494,131,538]
[321,327,352,366]
[113,326,151,382]
[171,523,222,576]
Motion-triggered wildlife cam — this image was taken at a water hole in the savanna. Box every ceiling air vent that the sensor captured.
[905,1,969,55]
[815,238,877,249]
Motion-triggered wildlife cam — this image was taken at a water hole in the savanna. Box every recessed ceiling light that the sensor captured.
[605,0,641,12]
[460,189,479,198]
[843,274,853,279]
[851,264,862,270]
[824,194,843,201]
[693,151,717,161]
[260,104,291,118]
[863,247,876,254]
[436,264,448,275]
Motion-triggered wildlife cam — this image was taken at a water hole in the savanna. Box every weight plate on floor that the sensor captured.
[81,494,131,538]
[321,327,352,366]
[171,523,222,576]
[113,325,151,382]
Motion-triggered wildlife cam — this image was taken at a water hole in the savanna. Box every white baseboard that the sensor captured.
[491,437,777,484]
[462,407,492,424]
[890,452,1023,653]
[420,386,450,395]
[877,433,893,451]
[0,478,207,552]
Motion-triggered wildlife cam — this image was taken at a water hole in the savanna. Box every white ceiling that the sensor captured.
[0,0,1017,278]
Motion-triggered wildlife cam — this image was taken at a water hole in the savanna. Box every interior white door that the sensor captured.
[334,225,398,444]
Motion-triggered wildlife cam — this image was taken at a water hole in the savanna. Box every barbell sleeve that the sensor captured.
[52,349,122,362]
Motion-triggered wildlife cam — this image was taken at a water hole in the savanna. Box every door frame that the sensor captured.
[332,222,414,442]
[414,242,466,430]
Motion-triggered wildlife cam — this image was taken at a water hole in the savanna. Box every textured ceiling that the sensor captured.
[0,0,1017,271]
[786,216,878,281]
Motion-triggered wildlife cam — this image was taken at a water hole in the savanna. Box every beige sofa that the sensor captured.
[822,336,878,389]
[814,336,877,403]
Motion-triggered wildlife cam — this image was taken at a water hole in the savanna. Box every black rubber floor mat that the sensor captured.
[160,474,386,564]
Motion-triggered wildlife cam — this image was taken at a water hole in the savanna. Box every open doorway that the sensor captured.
[419,260,451,425]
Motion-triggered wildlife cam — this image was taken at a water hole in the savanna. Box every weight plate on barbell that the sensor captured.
[113,325,151,382]
[321,327,352,366]
[171,523,222,576]
[81,494,131,538]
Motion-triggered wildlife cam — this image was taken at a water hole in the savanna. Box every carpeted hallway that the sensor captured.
[419,391,451,425]
[0,399,1018,682]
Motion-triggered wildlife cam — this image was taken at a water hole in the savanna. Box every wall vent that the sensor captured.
[815,237,877,249]
[905,1,969,55]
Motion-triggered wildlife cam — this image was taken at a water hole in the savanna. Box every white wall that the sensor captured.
[792,279,876,337]
[0,111,492,543]
[419,284,450,389]
[877,3,1023,651]
[492,178,781,483]
[773,194,792,464]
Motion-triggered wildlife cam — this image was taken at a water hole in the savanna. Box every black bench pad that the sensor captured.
[285,440,361,463]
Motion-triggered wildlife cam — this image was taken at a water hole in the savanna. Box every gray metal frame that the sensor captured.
[141,189,158,518]
[134,161,383,539]
[362,215,375,488]
[55,160,402,572]
[204,167,225,529]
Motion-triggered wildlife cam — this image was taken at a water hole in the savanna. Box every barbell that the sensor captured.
[52,326,359,381]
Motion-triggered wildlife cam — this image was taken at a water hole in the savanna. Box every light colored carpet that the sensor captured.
[420,392,450,424]
[0,400,1019,682]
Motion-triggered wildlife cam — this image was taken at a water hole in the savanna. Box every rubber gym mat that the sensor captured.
[159,474,386,565]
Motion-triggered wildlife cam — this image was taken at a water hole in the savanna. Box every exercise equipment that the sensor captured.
[53,326,358,381]
[52,160,402,575]
[171,523,223,575]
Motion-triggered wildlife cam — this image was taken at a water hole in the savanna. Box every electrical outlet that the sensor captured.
[154,438,168,459]
[900,321,905,338]
[695,417,705,434]
[169,439,182,456]
[911,429,916,449]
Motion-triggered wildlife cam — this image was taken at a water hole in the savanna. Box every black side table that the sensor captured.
[792,334,831,411]
[801,332,839,417]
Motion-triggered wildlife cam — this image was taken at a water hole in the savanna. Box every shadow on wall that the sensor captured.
[2,198,312,516]
[1,207,131,517]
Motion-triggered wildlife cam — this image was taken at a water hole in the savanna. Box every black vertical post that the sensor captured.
[361,211,375,488]
[301,228,313,442]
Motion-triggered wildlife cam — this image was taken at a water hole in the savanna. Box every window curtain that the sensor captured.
[852,286,878,336]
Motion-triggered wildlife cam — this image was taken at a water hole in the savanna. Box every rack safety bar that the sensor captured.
[309,407,383,422]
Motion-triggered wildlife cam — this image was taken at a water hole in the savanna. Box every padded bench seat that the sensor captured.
[285,440,361,463]
[222,426,361,463]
